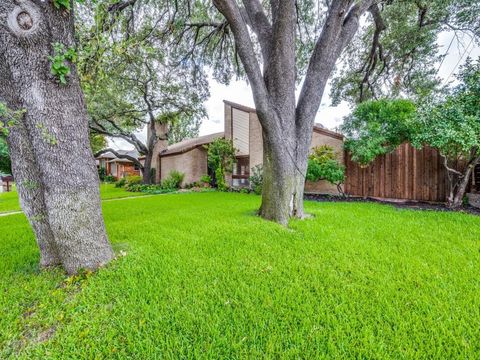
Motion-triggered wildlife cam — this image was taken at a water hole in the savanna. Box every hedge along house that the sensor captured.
[152,100,344,194]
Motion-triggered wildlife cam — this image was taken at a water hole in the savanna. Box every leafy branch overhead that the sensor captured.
[330,0,480,105]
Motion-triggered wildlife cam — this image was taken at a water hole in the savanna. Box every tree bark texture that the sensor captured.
[0,0,114,274]
[213,0,373,224]
[6,117,60,267]
[449,159,479,208]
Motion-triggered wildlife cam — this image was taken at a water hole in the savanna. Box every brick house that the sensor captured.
[96,150,141,179]
[152,100,344,194]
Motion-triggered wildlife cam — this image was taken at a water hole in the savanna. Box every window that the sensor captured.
[232,156,250,187]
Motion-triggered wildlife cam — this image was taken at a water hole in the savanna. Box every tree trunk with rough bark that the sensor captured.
[213,0,371,225]
[449,161,478,209]
[0,0,114,274]
[6,118,60,267]
[142,152,153,184]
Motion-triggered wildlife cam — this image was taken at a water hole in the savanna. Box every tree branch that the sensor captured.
[212,0,274,129]
[296,0,374,135]
[95,148,144,170]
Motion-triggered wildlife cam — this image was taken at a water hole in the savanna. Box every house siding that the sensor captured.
[225,101,345,194]
[249,112,263,170]
[160,147,208,185]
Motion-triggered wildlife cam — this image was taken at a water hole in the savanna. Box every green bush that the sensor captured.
[104,175,116,183]
[126,175,143,185]
[206,138,236,191]
[161,170,184,190]
[200,175,211,185]
[125,183,178,194]
[114,178,127,188]
[248,165,263,195]
[98,167,106,181]
[306,145,345,196]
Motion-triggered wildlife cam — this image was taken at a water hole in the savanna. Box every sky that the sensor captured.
[109,31,479,150]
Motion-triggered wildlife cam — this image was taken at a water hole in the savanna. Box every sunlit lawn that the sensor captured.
[0,192,479,358]
[0,183,143,213]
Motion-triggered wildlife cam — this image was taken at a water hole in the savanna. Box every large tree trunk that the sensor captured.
[6,118,60,267]
[259,132,308,225]
[0,0,114,274]
[142,152,153,185]
[450,162,477,208]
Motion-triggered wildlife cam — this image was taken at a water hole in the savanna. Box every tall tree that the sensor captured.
[77,0,208,184]
[0,0,114,273]
[413,58,480,208]
[177,0,376,225]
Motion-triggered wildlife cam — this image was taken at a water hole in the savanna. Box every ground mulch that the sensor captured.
[305,194,480,216]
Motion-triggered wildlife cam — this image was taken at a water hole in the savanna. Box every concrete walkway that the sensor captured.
[0,194,157,218]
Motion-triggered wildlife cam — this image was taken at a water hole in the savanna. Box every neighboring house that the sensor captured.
[96,150,141,179]
[151,100,344,194]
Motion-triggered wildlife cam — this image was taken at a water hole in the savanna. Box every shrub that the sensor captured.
[206,138,236,191]
[161,170,185,190]
[115,178,127,188]
[104,175,116,183]
[249,165,263,195]
[98,167,106,181]
[126,175,143,185]
[200,175,211,186]
[125,183,178,194]
[306,145,345,196]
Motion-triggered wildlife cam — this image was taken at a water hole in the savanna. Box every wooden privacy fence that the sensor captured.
[344,143,451,202]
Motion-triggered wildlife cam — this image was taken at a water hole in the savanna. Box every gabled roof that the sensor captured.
[162,132,225,156]
[98,150,141,163]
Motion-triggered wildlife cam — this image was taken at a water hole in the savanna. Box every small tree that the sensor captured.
[306,146,346,196]
[206,138,236,191]
[413,59,480,208]
[342,99,417,166]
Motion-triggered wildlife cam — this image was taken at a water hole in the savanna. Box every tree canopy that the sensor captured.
[342,99,416,166]
[330,0,480,105]
[413,58,480,207]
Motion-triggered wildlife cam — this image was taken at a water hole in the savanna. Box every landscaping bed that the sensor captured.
[305,193,480,216]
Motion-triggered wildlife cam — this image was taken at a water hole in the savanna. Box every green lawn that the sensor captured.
[1,192,479,359]
[0,184,143,213]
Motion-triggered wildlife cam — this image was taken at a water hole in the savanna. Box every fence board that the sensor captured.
[344,143,449,202]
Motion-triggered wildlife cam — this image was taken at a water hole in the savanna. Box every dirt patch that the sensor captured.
[305,194,480,216]
[36,326,56,343]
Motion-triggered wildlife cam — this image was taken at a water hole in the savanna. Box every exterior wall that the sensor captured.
[249,112,263,170]
[160,147,208,185]
[225,103,233,140]
[113,162,140,179]
[304,130,345,194]
[225,101,345,195]
[232,108,250,155]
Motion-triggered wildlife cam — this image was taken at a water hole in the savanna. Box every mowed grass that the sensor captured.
[0,183,143,213]
[0,192,479,359]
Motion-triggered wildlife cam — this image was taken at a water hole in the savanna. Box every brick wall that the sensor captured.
[160,147,208,185]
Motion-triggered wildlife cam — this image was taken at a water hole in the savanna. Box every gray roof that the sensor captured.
[97,150,140,163]
[162,132,225,156]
